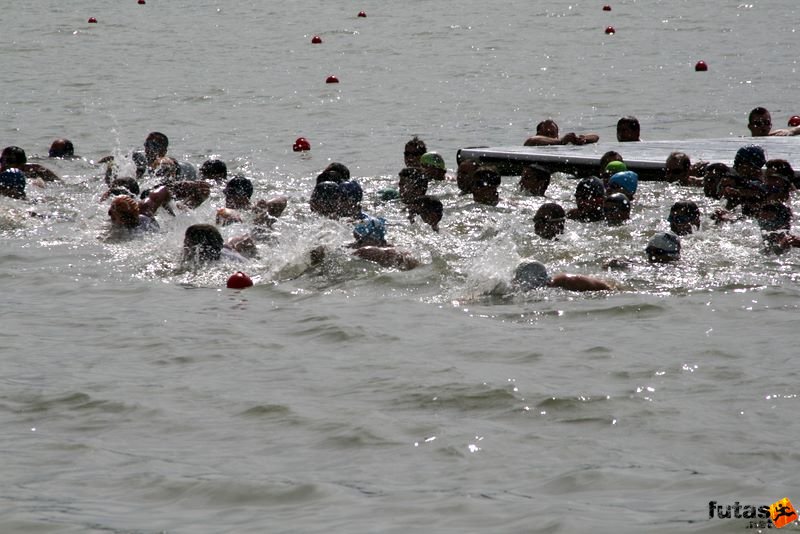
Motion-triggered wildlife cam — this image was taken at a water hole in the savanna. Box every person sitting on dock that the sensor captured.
[524,119,599,146]
[518,163,551,196]
[747,107,800,137]
[566,177,606,222]
[616,116,641,142]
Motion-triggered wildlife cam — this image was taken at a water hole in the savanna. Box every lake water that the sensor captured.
[2,1,800,532]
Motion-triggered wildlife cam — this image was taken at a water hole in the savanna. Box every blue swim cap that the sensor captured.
[353,216,387,244]
[609,171,638,195]
[0,168,26,195]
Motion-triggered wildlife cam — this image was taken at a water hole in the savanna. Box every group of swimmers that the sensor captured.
[1,106,798,291]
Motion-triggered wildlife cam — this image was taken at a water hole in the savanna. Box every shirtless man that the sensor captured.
[747,107,800,137]
[524,119,599,146]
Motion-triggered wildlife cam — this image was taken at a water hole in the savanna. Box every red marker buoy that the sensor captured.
[138,0,146,4]
[227,272,253,289]
[88,17,98,23]
[602,5,612,11]
[695,60,708,72]
[293,137,311,152]
[325,75,339,84]
[357,11,367,17]
[605,26,615,34]
[311,35,322,44]
[789,115,800,127]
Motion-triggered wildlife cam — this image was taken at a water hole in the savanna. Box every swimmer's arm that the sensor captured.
[576,133,600,145]
[353,246,419,270]
[524,136,564,146]
[140,186,173,217]
[549,273,612,291]
[769,127,800,137]
[23,163,59,182]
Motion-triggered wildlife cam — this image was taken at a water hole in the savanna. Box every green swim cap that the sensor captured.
[378,187,399,201]
[605,160,627,173]
[420,152,446,170]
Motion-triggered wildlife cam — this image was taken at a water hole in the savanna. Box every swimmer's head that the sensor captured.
[48,138,74,158]
[408,195,443,231]
[513,261,551,290]
[1,146,27,167]
[324,162,351,182]
[608,170,638,197]
[0,168,26,199]
[667,200,701,235]
[645,231,681,263]
[603,192,631,225]
[108,196,140,229]
[420,152,447,180]
[178,161,197,181]
[533,202,566,239]
[183,224,224,262]
[604,160,627,175]
[310,180,342,217]
[734,144,766,172]
[353,216,387,246]
[200,159,227,183]
[404,136,427,167]
[224,175,253,208]
[144,132,168,162]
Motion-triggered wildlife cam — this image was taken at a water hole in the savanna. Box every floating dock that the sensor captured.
[456,137,800,180]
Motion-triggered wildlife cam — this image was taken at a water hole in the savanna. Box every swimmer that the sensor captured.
[144,132,169,171]
[182,223,249,264]
[703,163,729,199]
[317,162,351,184]
[604,193,631,226]
[718,145,767,216]
[667,200,701,236]
[456,158,479,195]
[199,159,228,183]
[523,119,599,146]
[533,202,566,240]
[607,170,638,200]
[398,167,429,204]
[756,202,800,253]
[763,160,796,203]
[1,146,59,182]
[48,138,75,159]
[616,116,641,142]
[747,107,800,137]
[664,152,702,186]
[518,163,551,196]
[566,177,605,222]
[471,166,501,206]
[0,168,26,199]
[404,136,427,168]
[337,180,364,218]
[513,260,611,292]
[107,195,159,235]
[99,177,141,201]
[171,180,211,209]
[408,195,443,232]
[599,151,624,183]
[645,231,681,263]
[349,216,419,270]
[419,152,447,182]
